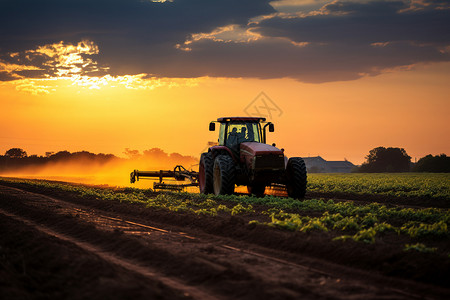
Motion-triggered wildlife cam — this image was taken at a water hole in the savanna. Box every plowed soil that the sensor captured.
[0,179,449,299]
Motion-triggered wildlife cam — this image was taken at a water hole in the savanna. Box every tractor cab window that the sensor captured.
[224,122,261,149]
[218,123,226,145]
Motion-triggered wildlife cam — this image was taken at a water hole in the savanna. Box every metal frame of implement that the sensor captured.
[130,165,199,191]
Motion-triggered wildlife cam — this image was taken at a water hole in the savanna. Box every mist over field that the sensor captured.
[0,148,198,188]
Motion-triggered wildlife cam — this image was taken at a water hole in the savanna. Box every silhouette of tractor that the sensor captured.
[130,117,307,198]
[199,117,307,198]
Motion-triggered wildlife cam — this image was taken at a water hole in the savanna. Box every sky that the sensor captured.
[1,0,449,165]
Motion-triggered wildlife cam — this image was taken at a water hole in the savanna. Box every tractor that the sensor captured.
[130,116,307,199]
[199,117,307,198]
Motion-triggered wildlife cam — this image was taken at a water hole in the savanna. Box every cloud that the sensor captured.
[269,0,332,14]
[0,0,449,83]
[160,37,447,83]
[2,40,104,79]
[257,0,450,45]
[0,0,273,52]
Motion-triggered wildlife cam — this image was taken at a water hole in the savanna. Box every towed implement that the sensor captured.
[130,165,198,191]
[130,117,307,198]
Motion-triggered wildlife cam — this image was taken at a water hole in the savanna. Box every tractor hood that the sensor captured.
[240,142,283,156]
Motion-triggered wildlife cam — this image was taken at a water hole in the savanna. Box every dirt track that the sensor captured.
[0,182,449,299]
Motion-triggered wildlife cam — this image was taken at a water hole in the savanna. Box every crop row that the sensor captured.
[1,179,255,217]
[1,178,449,253]
[307,173,450,199]
[251,209,448,244]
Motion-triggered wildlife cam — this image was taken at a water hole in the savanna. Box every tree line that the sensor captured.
[0,148,120,172]
[1,147,449,173]
[0,147,197,173]
[356,147,449,173]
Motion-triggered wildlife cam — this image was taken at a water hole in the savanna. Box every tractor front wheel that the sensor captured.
[286,157,307,199]
[213,155,235,195]
[199,152,213,194]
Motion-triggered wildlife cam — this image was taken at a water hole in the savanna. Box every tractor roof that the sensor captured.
[217,117,266,123]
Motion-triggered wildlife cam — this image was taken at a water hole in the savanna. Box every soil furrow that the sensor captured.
[1,182,449,299]
[0,208,219,300]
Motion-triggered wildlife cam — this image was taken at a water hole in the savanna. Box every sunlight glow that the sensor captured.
[176,25,262,51]
[371,42,390,47]
[2,40,104,81]
[0,61,41,73]
[2,74,214,95]
[70,74,204,90]
[1,40,212,94]
[291,41,310,47]
[13,79,55,95]
[33,40,101,77]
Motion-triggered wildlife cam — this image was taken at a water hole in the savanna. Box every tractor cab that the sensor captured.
[209,117,273,152]
[221,121,261,149]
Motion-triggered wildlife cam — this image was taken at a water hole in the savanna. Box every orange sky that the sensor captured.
[1,0,449,168]
[1,61,449,165]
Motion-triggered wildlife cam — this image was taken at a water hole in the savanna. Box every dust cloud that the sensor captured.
[0,148,199,189]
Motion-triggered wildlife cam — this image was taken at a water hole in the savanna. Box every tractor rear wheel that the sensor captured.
[199,152,213,194]
[247,184,266,197]
[213,155,235,195]
[286,157,307,199]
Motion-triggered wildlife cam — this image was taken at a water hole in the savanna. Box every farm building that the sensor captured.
[302,156,356,173]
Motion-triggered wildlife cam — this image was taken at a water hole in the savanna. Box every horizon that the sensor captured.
[0,145,444,167]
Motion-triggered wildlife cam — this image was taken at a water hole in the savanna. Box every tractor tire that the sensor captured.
[286,157,307,199]
[247,184,266,197]
[213,155,236,195]
[199,152,214,194]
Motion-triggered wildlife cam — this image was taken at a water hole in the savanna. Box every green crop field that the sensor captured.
[1,174,449,257]
[307,173,450,200]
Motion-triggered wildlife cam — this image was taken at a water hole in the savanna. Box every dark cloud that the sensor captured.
[0,0,449,83]
[0,0,274,79]
[0,0,274,52]
[256,1,450,45]
[324,0,407,15]
[0,71,20,81]
[421,0,450,7]
[149,38,447,83]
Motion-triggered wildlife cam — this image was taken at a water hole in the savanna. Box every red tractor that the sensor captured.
[199,117,307,198]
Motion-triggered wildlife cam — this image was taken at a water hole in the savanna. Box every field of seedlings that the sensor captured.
[0,173,449,299]
[309,173,448,198]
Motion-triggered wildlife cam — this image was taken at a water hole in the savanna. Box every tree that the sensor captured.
[359,147,411,172]
[4,148,27,158]
[50,151,72,160]
[45,151,55,157]
[143,148,168,160]
[413,154,450,172]
[123,148,141,159]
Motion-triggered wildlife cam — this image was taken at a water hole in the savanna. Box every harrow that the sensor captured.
[130,165,198,191]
